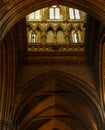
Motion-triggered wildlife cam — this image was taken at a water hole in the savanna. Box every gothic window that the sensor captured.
[73,32,78,43]
[72,30,83,43]
[75,9,80,19]
[29,10,40,20]
[69,8,74,20]
[29,12,34,19]
[69,8,80,20]
[31,32,36,43]
[26,5,86,50]
[49,6,60,20]
[35,10,40,19]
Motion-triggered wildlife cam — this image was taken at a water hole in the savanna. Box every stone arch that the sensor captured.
[99,29,105,114]
[56,26,65,44]
[0,0,105,39]
[68,26,76,43]
[13,70,104,130]
[55,24,65,32]
[76,25,85,43]
[46,25,55,43]
[33,24,42,31]
[45,24,55,32]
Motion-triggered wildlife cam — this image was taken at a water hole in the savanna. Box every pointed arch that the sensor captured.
[0,0,105,38]
[56,26,65,44]
[13,70,104,130]
[46,26,55,44]
[35,27,41,43]
[45,24,55,32]
[99,29,105,116]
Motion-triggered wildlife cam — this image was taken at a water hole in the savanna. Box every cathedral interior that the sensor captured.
[0,0,105,130]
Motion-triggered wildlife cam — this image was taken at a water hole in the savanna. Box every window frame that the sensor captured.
[29,10,40,20]
[31,32,36,43]
[49,6,60,20]
[69,8,80,20]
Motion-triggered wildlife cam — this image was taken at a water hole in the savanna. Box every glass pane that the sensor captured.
[69,8,74,19]
[29,12,34,19]
[75,9,80,19]
[35,10,40,19]
[52,5,57,8]
[31,33,36,43]
[55,8,60,19]
[50,8,54,19]
[73,33,78,43]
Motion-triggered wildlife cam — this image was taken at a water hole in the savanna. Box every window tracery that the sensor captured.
[31,32,36,43]
[28,10,40,20]
[49,6,60,20]
[72,32,78,43]
[69,8,80,20]
[26,5,87,52]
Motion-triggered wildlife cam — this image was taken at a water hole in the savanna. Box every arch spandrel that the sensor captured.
[0,0,105,39]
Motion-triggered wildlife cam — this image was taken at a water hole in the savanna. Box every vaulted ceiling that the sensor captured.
[0,0,105,130]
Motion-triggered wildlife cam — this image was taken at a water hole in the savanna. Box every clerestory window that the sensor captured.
[49,6,60,20]
[26,5,87,52]
[69,8,80,20]
[29,10,40,20]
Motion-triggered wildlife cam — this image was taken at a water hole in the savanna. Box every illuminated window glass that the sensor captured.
[49,6,60,20]
[29,10,40,20]
[35,10,40,19]
[55,8,60,19]
[31,32,36,43]
[75,9,80,19]
[29,12,34,19]
[69,8,74,19]
[73,32,78,43]
[69,8,80,20]
[50,8,54,19]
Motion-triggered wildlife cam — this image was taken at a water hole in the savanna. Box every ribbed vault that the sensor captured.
[0,1,105,130]
[14,70,104,130]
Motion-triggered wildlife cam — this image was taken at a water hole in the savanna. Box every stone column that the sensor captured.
[0,32,16,130]
[42,29,46,44]
[0,120,13,130]
[65,30,69,44]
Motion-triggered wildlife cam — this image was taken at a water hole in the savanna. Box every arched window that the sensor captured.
[35,10,40,19]
[72,30,83,43]
[29,10,40,20]
[49,6,60,20]
[71,30,79,43]
[31,32,36,43]
[75,9,80,19]
[69,8,80,20]
[73,32,78,43]
[29,12,34,19]
[69,8,74,20]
